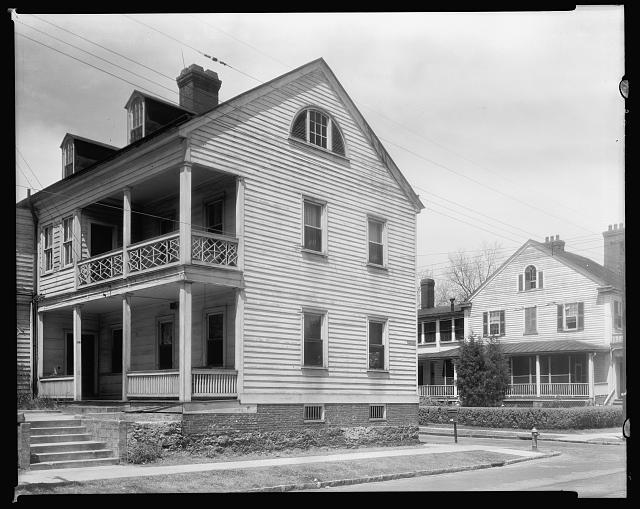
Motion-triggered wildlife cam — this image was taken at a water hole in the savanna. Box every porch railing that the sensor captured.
[126,370,179,398]
[505,383,536,397]
[419,385,456,397]
[192,369,238,397]
[39,376,74,399]
[192,231,238,267]
[77,249,123,286]
[127,233,180,274]
[540,383,589,397]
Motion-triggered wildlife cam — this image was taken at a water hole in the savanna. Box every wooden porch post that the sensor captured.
[452,359,458,397]
[73,305,82,401]
[178,281,192,402]
[179,164,192,265]
[234,288,245,398]
[535,355,541,397]
[36,311,44,394]
[72,209,81,290]
[235,176,245,271]
[123,187,131,278]
[588,353,595,400]
[122,293,131,401]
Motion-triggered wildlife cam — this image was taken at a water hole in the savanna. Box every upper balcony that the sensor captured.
[37,164,244,302]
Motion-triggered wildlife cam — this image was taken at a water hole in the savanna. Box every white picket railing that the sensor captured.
[505,383,537,397]
[39,376,74,399]
[77,249,123,286]
[419,385,456,397]
[540,383,589,397]
[192,232,238,267]
[192,369,238,397]
[127,233,180,274]
[126,370,179,398]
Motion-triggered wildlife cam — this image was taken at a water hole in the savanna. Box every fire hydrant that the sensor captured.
[531,427,540,450]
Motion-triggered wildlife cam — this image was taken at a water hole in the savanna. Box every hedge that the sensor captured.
[419,405,623,430]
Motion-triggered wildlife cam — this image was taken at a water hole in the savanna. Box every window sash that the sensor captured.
[309,110,328,148]
[368,220,384,265]
[303,201,323,251]
[489,311,501,335]
[303,313,324,367]
[368,320,386,370]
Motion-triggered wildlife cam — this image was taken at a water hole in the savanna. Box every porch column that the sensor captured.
[235,176,245,271]
[72,209,81,290]
[178,281,192,402]
[453,360,458,397]
[36,311,44,393]
[123,187,131,278]
[588,353,595,399]
[234,288,245,397]
[73,305,82,401]
[535,355,541,397]
[122,293,131,401]
[179,163,192,265]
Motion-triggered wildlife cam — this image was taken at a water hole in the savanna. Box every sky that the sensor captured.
[13,9,625,284]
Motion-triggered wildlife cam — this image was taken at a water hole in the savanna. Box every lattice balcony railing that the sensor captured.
[77,249,123,286]
[192,232,238,267]
[127,233,180,274]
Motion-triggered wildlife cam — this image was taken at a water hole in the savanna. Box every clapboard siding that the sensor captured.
[41,311,99,376]
[39,268,75,297]
[470,245,606,346]
[190,66,418,399]
[17,207,34,395]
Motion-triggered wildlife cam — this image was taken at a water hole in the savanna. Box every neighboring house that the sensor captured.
[15,59,424,430]
[416,278,464,401]
[418,229,625,406]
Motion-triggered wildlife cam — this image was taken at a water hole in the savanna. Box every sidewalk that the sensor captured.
[17,441,555,489]
[419,425,625,445]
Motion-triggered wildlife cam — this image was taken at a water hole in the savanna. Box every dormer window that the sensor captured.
[129,97,144,143]
[291,108,346,156]
[62,140,74,177]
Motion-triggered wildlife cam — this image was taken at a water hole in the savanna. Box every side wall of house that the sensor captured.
[16,206,34,396]
[189,67,418,404]
[469,245,606,347]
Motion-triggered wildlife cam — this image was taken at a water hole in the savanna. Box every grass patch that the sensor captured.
[15,449,521,495]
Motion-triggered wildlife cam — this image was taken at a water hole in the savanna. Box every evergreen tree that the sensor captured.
[456,336,509,406]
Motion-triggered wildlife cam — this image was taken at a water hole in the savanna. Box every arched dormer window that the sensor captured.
[62,139,74,177]
[129,97,144,143]
[518,265,543,291]
[291,108,346,156]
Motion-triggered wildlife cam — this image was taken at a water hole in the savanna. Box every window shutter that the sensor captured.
[557,304,563,332]
[518,274,523,292]
[499,310,505,336]
[538,271,543,288]
[578,302,584,330]
[483,312,488,337]
[331,122,345,156]
[292,111,307,140]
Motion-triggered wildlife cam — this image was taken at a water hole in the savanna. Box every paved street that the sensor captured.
[305,435,628,497]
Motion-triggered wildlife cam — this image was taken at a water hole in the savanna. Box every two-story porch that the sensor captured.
[34,159,245,402]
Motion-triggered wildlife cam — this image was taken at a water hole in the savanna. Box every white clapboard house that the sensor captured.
[417,230,625,406]
[16,58,424,426]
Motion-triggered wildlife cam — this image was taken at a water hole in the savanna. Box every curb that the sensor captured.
[246,451,561,492]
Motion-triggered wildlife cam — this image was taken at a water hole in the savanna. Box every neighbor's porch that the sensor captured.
[36,282,242,402]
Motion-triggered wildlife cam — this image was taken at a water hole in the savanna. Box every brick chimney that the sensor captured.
[176,64,222,114]
[420,278,435,309]
[603,223,625,276]
[544,234,565,253]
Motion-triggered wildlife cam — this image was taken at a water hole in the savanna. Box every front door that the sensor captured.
[91,223,114,256]
[81,334,97,398]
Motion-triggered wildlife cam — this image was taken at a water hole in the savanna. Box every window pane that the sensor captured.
[369,344,384,369]
[304,226,322,251]
[304,339,323,366]
[304,313,323,366]
[368,242,383,265]
[304,202,322,228]
[304,313,322,340]
[369,321,383,345]
[368,220,383,243]
[424,322,436,342]
[309,110,328,149]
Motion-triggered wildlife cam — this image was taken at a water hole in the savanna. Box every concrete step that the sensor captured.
[31,448,114,463]
[30,457,120,470]
[31,441,108,454]
[27,419,83,428]
[30,426,87,436]
[30,433,93,444]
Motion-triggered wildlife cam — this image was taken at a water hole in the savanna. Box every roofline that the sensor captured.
[124,89,197,115]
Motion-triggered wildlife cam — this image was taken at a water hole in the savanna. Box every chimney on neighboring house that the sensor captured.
[544,234,565,253]
[176,64,222,114]
[603,223,625,276]
[420,278,435,309]
[450,298,455,312]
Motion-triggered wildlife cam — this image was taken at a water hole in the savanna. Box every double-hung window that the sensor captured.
[614,300,623,330]
[303,311,326,368]
[483,310,505,337]
[524,306,537,335]
[367,218,386,266]
[43,225,53,272]
[368,318,388,371]
[62,217,73,267]
[558,302,584,331]
[303,199,326,253]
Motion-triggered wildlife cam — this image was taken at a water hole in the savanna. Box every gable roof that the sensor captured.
[178,58,424,212]
[467,238,622,302]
